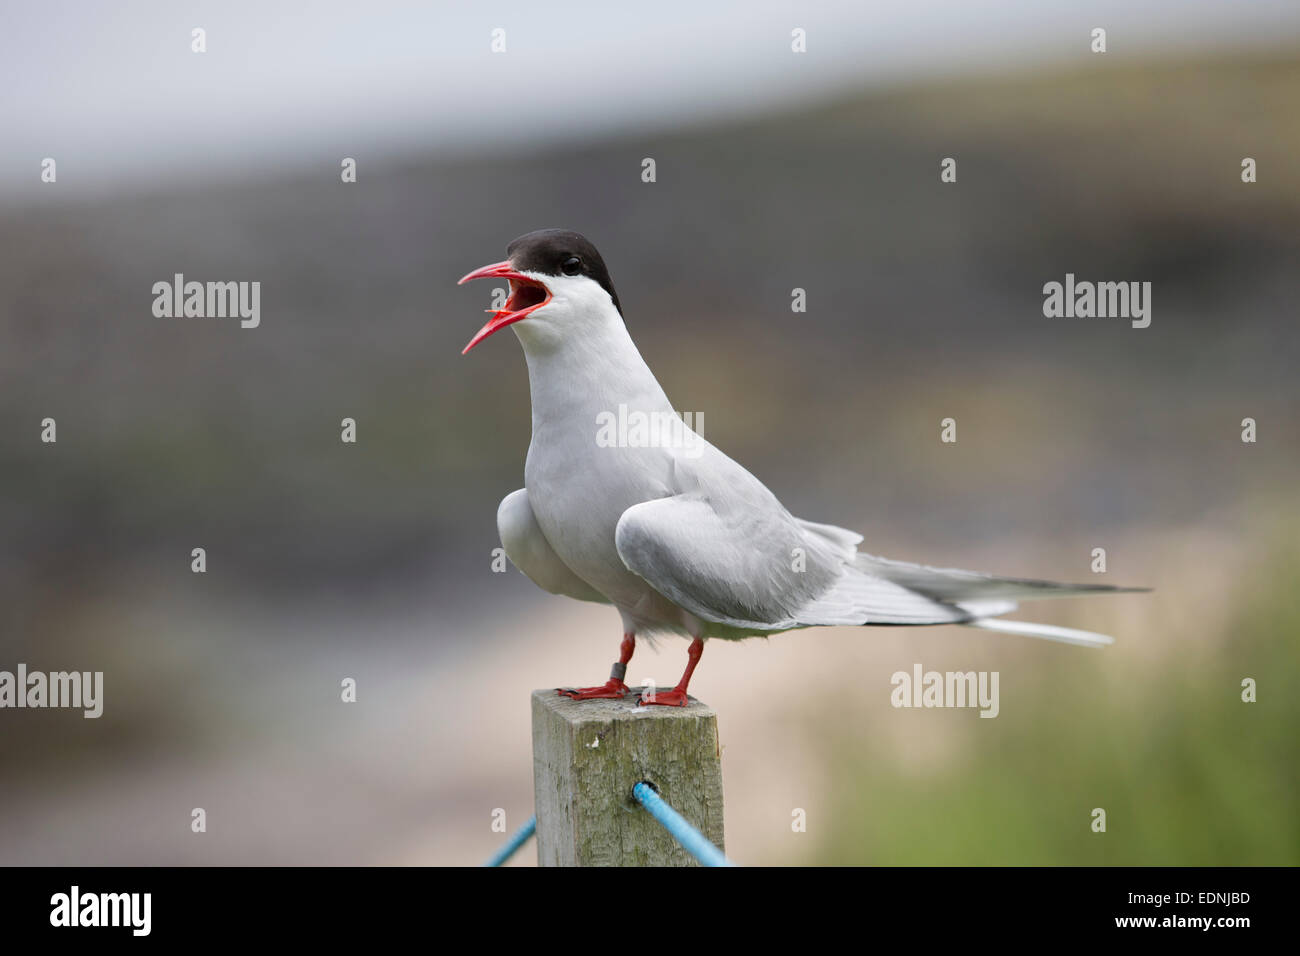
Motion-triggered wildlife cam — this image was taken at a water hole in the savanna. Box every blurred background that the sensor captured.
[1,1,1297,865]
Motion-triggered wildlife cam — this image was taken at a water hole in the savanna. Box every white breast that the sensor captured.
[512,274,690,627]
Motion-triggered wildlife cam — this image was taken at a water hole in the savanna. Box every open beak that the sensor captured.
[457,260,552,354]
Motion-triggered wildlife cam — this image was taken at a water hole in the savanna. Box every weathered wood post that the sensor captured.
[530,689,725,866]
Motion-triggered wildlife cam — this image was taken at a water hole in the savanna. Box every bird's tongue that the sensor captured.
[457,260,551,354]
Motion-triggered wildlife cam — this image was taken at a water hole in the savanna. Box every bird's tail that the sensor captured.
[794,521,1149,645]
[961,616,1115,648]
[853,549,1149,648]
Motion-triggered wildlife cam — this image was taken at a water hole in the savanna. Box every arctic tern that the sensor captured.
[460,229,1146,707]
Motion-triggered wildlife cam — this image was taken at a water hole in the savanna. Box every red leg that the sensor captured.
[639,637,703,707]
[558,634,635,700]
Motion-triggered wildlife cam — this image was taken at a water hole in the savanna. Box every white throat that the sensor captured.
[511,274,674,434]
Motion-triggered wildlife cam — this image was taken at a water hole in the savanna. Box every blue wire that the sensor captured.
[632,782,736,867]
[484,790,734,867]
[483,815,536,867]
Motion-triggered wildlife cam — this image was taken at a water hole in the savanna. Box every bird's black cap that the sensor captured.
[506,229,622,315]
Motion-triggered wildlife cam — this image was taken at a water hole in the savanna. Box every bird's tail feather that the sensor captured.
[856,551,1150,603]
[964,617,1115,648]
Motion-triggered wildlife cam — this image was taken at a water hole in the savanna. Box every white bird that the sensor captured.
[460,229,1147,707]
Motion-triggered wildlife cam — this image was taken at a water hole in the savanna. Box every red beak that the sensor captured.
[457,260,552,354]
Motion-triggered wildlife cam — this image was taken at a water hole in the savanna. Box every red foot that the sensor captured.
[639,687,689,707]
[557,680,630,700]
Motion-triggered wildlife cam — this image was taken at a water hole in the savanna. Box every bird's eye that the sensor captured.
[561,256,582,276]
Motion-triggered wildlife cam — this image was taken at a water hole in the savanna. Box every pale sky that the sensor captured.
[1,0,1297,202]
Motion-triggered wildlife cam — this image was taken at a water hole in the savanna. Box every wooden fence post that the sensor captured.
[530,689,725,866]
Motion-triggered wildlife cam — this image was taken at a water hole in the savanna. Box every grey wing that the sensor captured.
[614,493,970,632]
[498,489,610,604]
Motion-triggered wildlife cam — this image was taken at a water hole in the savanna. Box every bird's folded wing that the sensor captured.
[615,494,969,631]
[498,488,610,604]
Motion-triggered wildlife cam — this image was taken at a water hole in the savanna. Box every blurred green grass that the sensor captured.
[814,533,1300,865]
